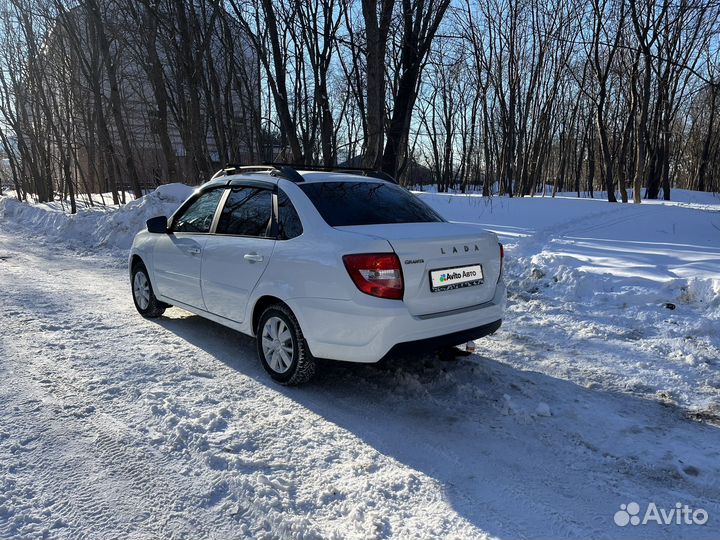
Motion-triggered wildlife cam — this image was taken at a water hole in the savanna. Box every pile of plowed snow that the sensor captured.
[415,190,720,413]
[0,184,193,252]
[416,191,720,310]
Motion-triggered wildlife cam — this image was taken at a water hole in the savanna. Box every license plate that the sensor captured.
[430,264,484,292]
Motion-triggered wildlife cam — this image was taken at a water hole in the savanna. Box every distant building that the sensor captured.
[22,1,260,193]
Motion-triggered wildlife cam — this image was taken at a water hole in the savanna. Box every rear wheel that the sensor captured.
[131,262,166,318]
[256,304,315,385]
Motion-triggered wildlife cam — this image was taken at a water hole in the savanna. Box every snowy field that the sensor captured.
[0,186,719,539]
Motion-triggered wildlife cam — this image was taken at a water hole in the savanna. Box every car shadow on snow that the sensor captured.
[153,311,720,540]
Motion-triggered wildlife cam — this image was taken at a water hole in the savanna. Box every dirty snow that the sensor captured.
[1,187,719,539]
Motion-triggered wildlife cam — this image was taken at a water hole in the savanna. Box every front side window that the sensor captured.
[173,189,224,233]
[299,181,445,227]
[277,190,303,240]
[217,187,272,237]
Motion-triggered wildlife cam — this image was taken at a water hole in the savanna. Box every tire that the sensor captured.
[131,261,166,318]
[256,304,316,385]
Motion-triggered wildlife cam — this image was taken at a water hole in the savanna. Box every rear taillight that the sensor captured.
[342,253,404,300]
[498,243,504,281]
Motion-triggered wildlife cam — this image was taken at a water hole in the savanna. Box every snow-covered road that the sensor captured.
[1,194,720,539]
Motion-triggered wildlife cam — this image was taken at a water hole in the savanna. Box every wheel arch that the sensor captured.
[129,252,161,297]
[130,254,144,270]
[251,295,289,336]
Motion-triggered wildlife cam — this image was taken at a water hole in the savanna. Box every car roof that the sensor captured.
[294,171,388,184]
[200,170,389,191]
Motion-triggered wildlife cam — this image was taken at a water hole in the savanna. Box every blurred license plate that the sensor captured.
[430,264,484,292]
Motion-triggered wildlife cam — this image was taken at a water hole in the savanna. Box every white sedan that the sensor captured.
[129,165,506,384]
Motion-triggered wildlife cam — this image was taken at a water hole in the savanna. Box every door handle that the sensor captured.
[244,253,264,263]
[187,247,201,255]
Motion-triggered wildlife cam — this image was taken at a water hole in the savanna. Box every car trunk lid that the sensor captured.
[335,222,501,316]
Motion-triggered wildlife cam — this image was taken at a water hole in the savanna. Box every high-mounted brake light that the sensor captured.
[342,253,404,300]
[498,243,504,282]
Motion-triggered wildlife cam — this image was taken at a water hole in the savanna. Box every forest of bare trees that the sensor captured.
[0,0,718,211]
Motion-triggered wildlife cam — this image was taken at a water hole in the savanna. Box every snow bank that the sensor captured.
[0,184,193,252]
[415,190,720,412]
[416,191,720,306]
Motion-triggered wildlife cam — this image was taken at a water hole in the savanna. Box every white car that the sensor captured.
[129,165,506,384]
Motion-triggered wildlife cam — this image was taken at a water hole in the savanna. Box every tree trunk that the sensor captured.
[695,86,717,192]
[361,0,394,169]
[88,0,143,199]
[142,2,178,183]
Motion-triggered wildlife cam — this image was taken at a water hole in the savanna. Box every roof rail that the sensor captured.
[210,164,304,183]
[210,165,274,180]
[263,162,399,184]
[210,163,399,185]
[364,170,398,184]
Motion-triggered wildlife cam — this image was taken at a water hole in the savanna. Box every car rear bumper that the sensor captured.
[383,319,502,359]
[289,281,506,363]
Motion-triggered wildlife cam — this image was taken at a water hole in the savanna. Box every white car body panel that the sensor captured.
[289,282,506,363]
[201,235,275,322]
[130,171,506,364]
[153,234,207,307]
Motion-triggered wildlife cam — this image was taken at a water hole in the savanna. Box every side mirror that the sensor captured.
[146,216,168,234]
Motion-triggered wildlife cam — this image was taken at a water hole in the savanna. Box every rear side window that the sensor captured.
[299,182,445,227]
[173,189,224,233]
[217,187,272,237]
[277,190,303,239]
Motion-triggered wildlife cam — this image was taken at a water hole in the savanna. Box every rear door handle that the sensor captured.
[187,247,201,255]
[244,253,264,263]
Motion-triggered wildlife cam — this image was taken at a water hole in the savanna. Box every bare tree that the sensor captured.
[1,0,718,209]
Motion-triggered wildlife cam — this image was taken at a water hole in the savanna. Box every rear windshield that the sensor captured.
[299,181,445,227]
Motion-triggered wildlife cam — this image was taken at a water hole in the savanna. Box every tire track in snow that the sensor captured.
[0,242,244,538]
[1,301,210,538]
[0,229,486,539]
